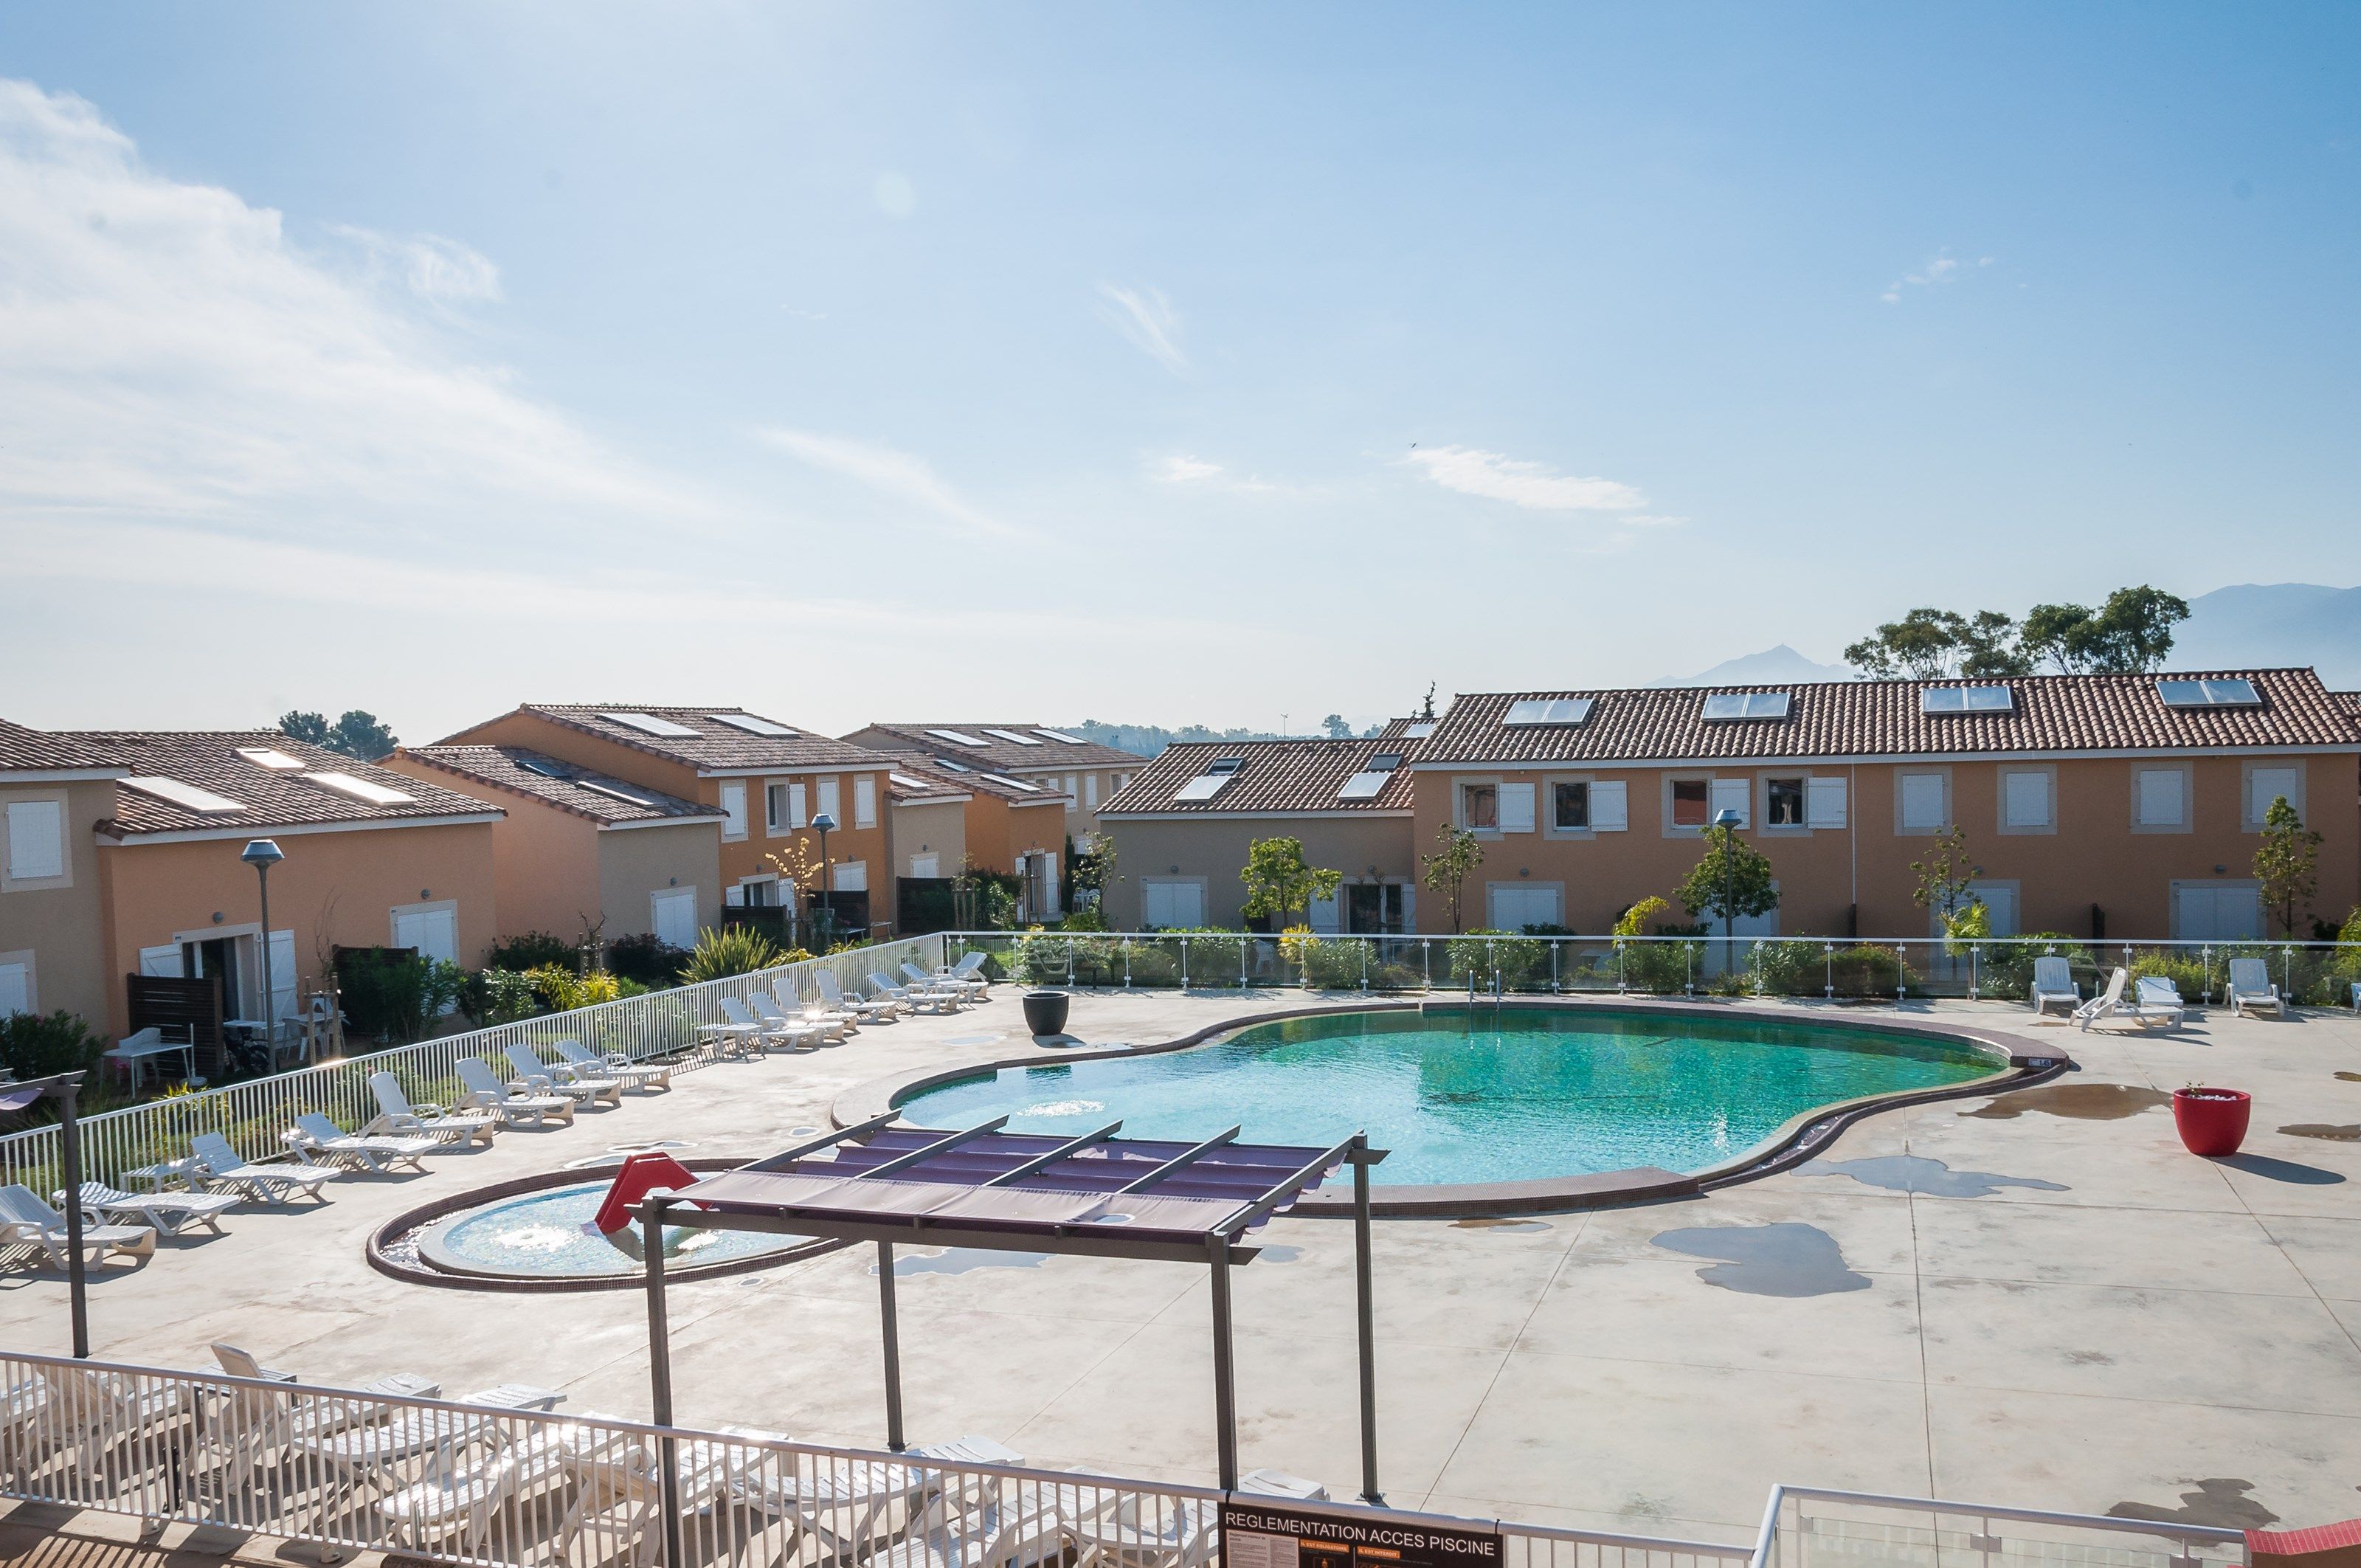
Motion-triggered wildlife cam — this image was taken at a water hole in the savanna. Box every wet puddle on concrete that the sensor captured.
[1800,1155,2070,1198]
[2278,1123,2361,1142]
[880,1249,1052,1277]
[1960,1083,2171,1120]
[2108,1479,2279,1530]
[2336,1071,2361,1083]
[1452,1218,1555,1233]
[1650,1222,1870,1296]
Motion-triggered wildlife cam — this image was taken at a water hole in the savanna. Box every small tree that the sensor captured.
[1675,823,1779,942]
[280,708,399,761]
[1321,714,1352,739]
[1909,826,1980,923]
[1240,837,1342,932]
[1421,823,1484,933]
[2254,795,2321,937]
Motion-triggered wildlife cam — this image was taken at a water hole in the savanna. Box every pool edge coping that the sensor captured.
[832,995,2075,1218]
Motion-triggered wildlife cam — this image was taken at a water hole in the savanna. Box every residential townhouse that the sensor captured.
[438,706,900,938]
[52,730,503,1040]
[879,753,1076,923]
[839,722,1141,852]
[1097,736,1422,931]
[1,721,125,1029]
[1099,671,2361,942]
[384,745,725,951]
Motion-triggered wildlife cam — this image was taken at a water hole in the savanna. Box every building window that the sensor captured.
[719,783,747,840]
[2134,767,2187,829]
[817,776,841,823]
[1462,783,1499,829]
[1552,781,1589,830]
[2244,764,2303,830]
[1898,772,1946,833]
[1085,774,1099,809]
[854,774,877,829]
[1497,782,1536,833]
[1999,768,2055,832]
[1766,778,1805,827]
[1671,779,1709,828]
[4,799,66,882]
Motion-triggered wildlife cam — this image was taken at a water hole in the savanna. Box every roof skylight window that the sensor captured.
[981,728,1043,746]
[888,773,936,791]
[1175,773,1234,802]
[1921,685,2016,715]
[930,757,972,773]
[599,712,699,738]
[2156,678,2262,708]
[1208,757,1244,774]
[925,728,989,747]
[981,772,1040,792]
[576,779,658,807]
[1701,691,1791,722]
[708,714,795,736]
[516,756,570,778]
[306,772,415,806]
[1034,728,1087,745]
[235,747,307,770]
[1401,720,1438,739]
[124,776,246,814]
[1502,697,1593,727]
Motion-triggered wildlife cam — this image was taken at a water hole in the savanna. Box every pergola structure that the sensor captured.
[636,1112,1388,1501]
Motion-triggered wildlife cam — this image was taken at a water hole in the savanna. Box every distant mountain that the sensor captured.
[1653,644,1851,688]
[2174,583,2361,688]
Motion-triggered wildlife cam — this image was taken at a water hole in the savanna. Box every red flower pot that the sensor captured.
[2173,1087,2252,1157]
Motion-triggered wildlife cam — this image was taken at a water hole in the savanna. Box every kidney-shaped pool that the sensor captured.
[897,1007,2010,1186]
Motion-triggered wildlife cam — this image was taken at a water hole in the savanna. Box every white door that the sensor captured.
[833,860,868,894]
[1143,880,1204,928]
[1038,852,1059,916]
[2175,884,2263,941]
[393,907,459,964]
[1968,884,2017,937]
[0,961,29,1017]
[651,888,699,949]
[268,928,299,1021]
[1308,888,1341,933]
[139,944,185,978]
[908,854,941,880]
[1487,885,1562,930]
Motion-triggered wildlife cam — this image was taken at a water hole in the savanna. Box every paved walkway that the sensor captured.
[4,988,2357,1545]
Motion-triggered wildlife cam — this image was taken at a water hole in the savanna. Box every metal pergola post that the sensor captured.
[878,1239,907,1451]
[640,1198,684,1568]
[1352,1137,1380,1504]
[1207,1228,1238,1490]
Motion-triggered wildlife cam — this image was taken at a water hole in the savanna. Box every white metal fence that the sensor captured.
[0,936,945,1198]
[0,1354,2247,1568]
[944,930,2361,1009]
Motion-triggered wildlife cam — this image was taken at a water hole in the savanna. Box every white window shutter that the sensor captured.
[2249,766,2301,824]
[5,800,66,880]
[719,784,747,839]
[2137,769,2184,826]
[1085,774,1099,809]
[1498,783,1537,833]
[789,782,808,829]
[834,860,868,894]
[1589,781,1628,832]
[1805,777,1847,829]
[1309,888,1341,932]
[725,884,745,908]
[2004,771,2051,828]
[817,777,841,821]
[269,929,299,1018]
[139,944,184,978]
[0,961,30,1016]
[854,775,877,829]
[1901,773,1946,830]
[1709,778,1750,828]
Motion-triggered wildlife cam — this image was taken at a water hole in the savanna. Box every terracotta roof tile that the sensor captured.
[878,753,1070,806]
[850,722,1140,773]
[400,746,722,825]
[1100,739,1417,815]
[0,719,124,773]
[1416,669,2360,767]
[484,705,895,773]
[72,732,505,837]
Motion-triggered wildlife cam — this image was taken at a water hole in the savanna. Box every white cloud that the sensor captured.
[759,428,1024,540]
[331,225,502,302]
[1154,454,1226,485]
[1147,452,1318,498]
[1881,248,1994,303]
[1096,283,1186,373]
[1400,445,1650,513]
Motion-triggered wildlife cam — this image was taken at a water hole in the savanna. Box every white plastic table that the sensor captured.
[101,1033,197,1094]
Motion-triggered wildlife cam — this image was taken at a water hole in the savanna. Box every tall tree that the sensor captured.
[1240,837,1343,932]
[1420,823,1484,933]
[1674,822,1780,942]
[2022,585,2189,674]
[280,709,398,761]
[1845,609,2030,680]
[1909,826,1980,923]
[1321,714,1352,739]
[2253,795,2321,938]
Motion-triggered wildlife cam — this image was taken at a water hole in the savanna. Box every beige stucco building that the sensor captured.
[0,722,124,1031]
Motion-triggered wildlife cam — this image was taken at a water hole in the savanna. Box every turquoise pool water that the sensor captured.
[420,1181,809,1279]
[899,1009,2002,1186]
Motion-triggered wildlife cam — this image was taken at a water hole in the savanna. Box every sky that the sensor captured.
[2,4,2356,746]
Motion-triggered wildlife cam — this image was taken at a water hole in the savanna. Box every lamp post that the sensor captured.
[0,1073,91,1355]
[1712,807,1742,979]
[241,839,286,1059]
[810,812,837,949]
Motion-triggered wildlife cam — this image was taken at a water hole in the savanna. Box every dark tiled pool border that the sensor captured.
[834,996,2074,1219]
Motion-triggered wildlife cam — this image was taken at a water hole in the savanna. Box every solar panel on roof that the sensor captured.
[576,778,659,807]
[1337,772,1389,800]
[1034,728,1087,745]
[931,757,971,772]
[926,728,988,747]
[981,728,1043,746]
[515,756,569,778]
[708,713,795,736]
[1402,720,1437,739]
[235,747,306,770]
[1921,685,2016,714]
[123,776,246,813]
[1175,773,1235,801]
[2156,677,2262,708]
[306,772,415,806]
[600,712,699,738]
[981,773,1040,792]
[1502,697,1592,726]
[1701,691,1791,721]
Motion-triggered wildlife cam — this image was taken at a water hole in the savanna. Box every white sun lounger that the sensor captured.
[365,1071,500,1147]
[63,1181,236,1238]
[455,1058,576,1127]
[908,960,986,999]
[775,981,858,1034]
[188,1133,336,1203]
[284,1112,441,1174]
[2227,957,2284,1017]
[713,996,795,1056]
[817,969,899,1020]
[0,1185,155,1268]
[554,1037,674,1093]
[2134,975,2188,1027]
[750,991,843,1046]
[871,973,960,1014]
[505,1043,623,1108]
[37,1364,187,1470]
[2029,956,2080,1018]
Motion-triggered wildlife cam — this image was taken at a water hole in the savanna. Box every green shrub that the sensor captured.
[338,948,466,1041]
[1753,939,1825,997]
[1444,930,1550,989]
[1828,944,1911,998]
[681,925,781,982]
[1618,939,1698,993]
[477,969,542,1024]
[1294,936,1372,990]
[607,933,691,987]
[2129,950,2210,998]
[487,930,578,971]
[0,1010,103,1080]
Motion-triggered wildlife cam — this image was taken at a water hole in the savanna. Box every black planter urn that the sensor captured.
[1022,990,1070,1037]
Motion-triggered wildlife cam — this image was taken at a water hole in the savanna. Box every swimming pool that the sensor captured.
[897,1007,2008,1186]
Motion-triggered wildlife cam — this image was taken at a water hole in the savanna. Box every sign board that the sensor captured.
[1223,1501,1503,1568]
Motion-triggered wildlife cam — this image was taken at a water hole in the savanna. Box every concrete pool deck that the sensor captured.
[4,988,2358,1544]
